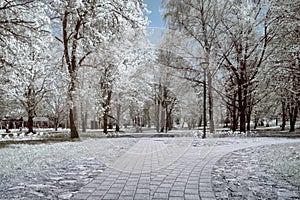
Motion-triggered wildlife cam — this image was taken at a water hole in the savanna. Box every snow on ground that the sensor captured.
[1,133,300,199]
[212,142,300,199]
[0,138,138,200]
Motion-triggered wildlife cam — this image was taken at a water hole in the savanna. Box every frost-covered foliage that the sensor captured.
[0,1,52,120]
[266,0,300,132]
[0,33,57,126]
[161,0,299,133]
[48,0,149,137]
[0,0,50,68]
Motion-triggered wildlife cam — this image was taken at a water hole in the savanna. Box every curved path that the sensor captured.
[71,137,300,200]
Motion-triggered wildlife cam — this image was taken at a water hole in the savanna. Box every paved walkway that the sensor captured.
[71,137,299,200]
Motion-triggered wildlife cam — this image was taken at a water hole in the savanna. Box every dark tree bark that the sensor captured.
[289,104,298,132]
[62,9,80,139]
[102,90,112,134]
[281,98,286,131]
[103,112,108,134]
[69,108,78,138]
[27,115,34,134]
[207,71,215,133]
[115,103,121,132]
[246,113,251,131]
[81,108,87,133]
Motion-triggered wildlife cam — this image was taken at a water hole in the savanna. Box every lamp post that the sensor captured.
[202,62,208,139]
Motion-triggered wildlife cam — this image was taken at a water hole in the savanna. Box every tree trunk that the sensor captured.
[240,109,246,133]
[246,112,251,131]
[281,98,286,131]
[69,108,79,138]
[103,111,108,134]
[27,115,34,134]
[289,105,298,132]
[155,100,160,132]
[62,10,82,139]
[115,104,121,132]
[81,103,87,133]
[207,71,215,133]
[230,98,238,132]
[198,115,202,127]
[160,106,165,133]
[238,83,247,133]
[290,117,296,132]
[231,114,238,132]
[54,118,59,131]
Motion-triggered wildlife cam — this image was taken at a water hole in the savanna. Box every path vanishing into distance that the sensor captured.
[71,136,300,200]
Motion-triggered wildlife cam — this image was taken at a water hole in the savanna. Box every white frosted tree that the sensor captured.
[268,0,300,132]
[1,35,55,133]
[162,0,225,134]
[49,0,148,138]
[0,1,51,123]
[0,0,50,68]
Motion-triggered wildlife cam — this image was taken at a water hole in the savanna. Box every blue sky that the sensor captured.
[144,0,165,43]
[144,0,164,28]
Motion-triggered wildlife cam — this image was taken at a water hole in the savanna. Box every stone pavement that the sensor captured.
[71,137,299,200]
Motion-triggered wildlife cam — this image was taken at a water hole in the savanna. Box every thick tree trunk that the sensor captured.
[246,113,251,131]
[115,124,120,132]
[167,110,173,131]
[289,106,298,132]
[103,90,112,134]
[290,119,296,132]
[240,109,246,133]
[62,10,83,139]
[54,118,59,131]
[69,108,78,138]
[27,115,34,133]
[231,114,238,132]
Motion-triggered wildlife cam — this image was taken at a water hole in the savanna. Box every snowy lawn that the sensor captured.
[258,142,300,187]
[213,141,300,199]
[0,138,138,199]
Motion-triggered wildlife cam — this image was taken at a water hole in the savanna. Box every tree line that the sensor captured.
[0,0,299,138]
[160,0,299,133]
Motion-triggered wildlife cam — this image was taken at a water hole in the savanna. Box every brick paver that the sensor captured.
[71,137,299,200]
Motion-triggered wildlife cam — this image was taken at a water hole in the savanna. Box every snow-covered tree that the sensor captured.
[0,0,50,69]
[1,34,55,133]
[268,0,300,132]
[216,0,273,132]
[162,0,225,134]
[50,0,148,138]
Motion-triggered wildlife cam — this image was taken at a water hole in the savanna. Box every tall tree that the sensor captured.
[50,0,147,138]
[0,0,48,68]
[217,0,273,132]
[1,35,55,133]
[162,0,224,134]
[268,0,300,132]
